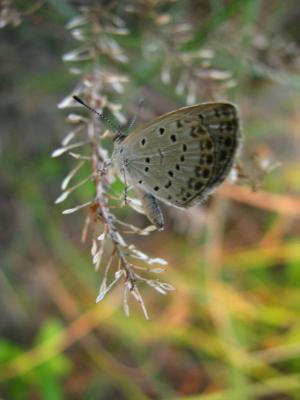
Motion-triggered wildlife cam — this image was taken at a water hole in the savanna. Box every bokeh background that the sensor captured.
[1,1,300,399]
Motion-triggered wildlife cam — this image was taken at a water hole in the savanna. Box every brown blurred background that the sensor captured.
[1,1,300,399]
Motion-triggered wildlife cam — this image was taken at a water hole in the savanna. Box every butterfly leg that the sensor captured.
[97,159,111,176]
[122,167,128,205]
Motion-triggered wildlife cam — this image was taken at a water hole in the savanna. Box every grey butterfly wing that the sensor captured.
[191,103,241,194]
[119,102,240,208]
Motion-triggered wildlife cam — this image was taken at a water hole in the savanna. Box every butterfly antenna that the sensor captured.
[126,97,144,132]
[73,95,123,137]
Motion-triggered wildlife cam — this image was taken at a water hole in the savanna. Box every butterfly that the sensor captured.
[73,97,241,230]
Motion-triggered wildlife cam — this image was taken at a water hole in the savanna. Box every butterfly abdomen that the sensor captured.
[137,189,164,230]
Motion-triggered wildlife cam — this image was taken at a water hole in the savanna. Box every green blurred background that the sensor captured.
[1,0,300,399]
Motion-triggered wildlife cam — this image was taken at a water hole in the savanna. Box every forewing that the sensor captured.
[122,103,240,207]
